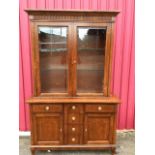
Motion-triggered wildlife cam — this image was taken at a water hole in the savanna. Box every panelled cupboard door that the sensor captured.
[84,113,114,144]
[32,113,63,145]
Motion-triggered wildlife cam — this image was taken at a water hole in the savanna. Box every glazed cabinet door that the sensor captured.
[38,26,69,94]
[32,23,74,96]
[32,105,63,145]
[71,23,112,96]
[76,27,106,94]
[84,113,114,144]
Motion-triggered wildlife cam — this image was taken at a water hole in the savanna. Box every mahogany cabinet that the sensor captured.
[25,10,120,155]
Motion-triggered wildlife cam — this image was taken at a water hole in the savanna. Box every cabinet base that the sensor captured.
[31,144,116,154]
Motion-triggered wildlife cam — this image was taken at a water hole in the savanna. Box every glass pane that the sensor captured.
[77,28,106,93]
[39,27,68,93]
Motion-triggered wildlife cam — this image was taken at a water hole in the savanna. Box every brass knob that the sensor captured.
[45,106,50,111]
[72,127,76,131]
[72,105,76,110]
[85,128,87,132]
[72,60,77,64]
[98,106,102,111]
[72,116,76,121]
[72,137,75,142]
[60,128,62,132]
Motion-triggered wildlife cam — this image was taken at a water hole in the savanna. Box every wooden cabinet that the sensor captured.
[26,10,120,155]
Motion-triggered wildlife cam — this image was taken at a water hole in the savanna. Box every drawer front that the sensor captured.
[66,104,82,113]
[67,113,82,124]
[67,134,80,144]
[85,104,116,113]
[32,104,63,113]
[67,124,81,135]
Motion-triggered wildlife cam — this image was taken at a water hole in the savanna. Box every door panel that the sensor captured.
[33,113,63,145]
[84,114,114,144]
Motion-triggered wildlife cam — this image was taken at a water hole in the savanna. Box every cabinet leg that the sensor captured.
[111,148,116,155]
[31,150,35,155]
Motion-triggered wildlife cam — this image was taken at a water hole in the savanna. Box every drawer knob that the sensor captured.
[60,128,62,132]
[45,106,50,111]
[72,105,76,110]
[72,60,77,64]
[98,106,102,111]
[72,127,76,131]
[72,137,75,142]
[85,128,87,132]
[72,116,76,121]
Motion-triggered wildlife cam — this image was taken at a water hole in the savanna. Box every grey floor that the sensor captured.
[19,131,134,155]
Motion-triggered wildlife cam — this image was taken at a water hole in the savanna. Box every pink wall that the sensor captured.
[19,0,135,130]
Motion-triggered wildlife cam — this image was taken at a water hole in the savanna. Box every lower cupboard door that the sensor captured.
[32,113,63,145]
[84,113,114,144]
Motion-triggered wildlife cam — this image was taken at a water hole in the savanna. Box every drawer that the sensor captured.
[32,104,63,113]
[66,104,83,113]
[67,113,82,124]
[85,104,115,113]
[67,124,81,135]
[67,134,81,144]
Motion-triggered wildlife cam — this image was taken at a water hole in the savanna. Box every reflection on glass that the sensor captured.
[39,27,68,93]
[77,28,106,93]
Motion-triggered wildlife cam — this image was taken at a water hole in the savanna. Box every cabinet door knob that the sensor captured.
[72,105,76,110]
[72,127,76,131]
[98,106,102,111]
[72,116,76,121]
[60,128,63,132]
[45,106,50,111]
[72,137,75,142]
[85,128,87,132]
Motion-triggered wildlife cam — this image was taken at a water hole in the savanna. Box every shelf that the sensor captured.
[78,48,104,51]
[40,64,103,71]
[40,48,103,52]
[40,48,67,52]
[77,64,103,70]
[41,65,67,71]
[40,41,66,45]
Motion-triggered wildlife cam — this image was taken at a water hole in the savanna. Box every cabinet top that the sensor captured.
[25,9,120,16]
[27,96,121,104]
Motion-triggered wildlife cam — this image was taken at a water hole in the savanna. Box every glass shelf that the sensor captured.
[40,48,67,52]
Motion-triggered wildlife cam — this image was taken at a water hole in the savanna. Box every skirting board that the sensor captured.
[19,130,135,137]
